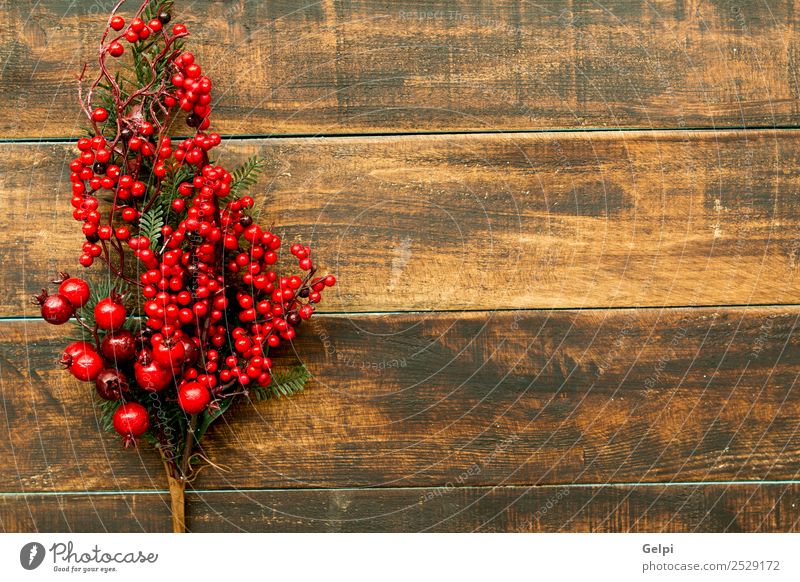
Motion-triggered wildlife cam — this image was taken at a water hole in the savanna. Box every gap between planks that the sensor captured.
[3,480,800,498]
[3,303,800,322]
[2,125,800,145]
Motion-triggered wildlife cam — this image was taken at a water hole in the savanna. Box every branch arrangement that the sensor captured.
[33,0,335,532]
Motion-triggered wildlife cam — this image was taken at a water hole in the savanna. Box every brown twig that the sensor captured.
[179,413,199,480]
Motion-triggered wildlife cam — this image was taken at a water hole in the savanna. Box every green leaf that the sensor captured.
[195,397,235,442]
[252,365,311,401]
[139,204,165,247]
[227,155,267,200]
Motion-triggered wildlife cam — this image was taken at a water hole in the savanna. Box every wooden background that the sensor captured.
[1,0,799,532]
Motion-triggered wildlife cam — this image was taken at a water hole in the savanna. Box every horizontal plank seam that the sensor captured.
[3,126,800,145]
[3,480,799,497]
[3,303,800,322]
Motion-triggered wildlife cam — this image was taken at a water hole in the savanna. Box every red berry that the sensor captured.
[100,330,137,363]
[68,349,104,382]
[173,23,187,35]
[64,341,94,359]
[178,381,210,414]
[91,107,108,122]
[58,277,90,308]
[134,357,173,391]
[38,293,74,325]
[113,402,150,445]
[109,41,124,57]
[181,336,199,367]
[109,16,125,31]
[95,369,129,400]
[95,297,127,330]
[152,336,186,368]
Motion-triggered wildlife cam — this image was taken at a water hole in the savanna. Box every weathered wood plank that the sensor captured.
[2,484,797,532]
[3,129,800,317]
[1,308,798,492]
[2,1,799,137]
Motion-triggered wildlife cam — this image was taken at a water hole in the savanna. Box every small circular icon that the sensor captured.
[20,542,46,570]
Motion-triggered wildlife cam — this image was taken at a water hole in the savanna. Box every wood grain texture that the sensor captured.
[2,308,798,492]
[3,129,800,317]
[2,484,797,532]
[2,0,799,137]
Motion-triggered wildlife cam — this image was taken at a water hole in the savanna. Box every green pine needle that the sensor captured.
[95,397,122,433]
[142,0,174,22]
[160,164,194,217]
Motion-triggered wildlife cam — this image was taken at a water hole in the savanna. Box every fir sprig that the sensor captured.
[252,365,311,401]
[95,397,122,433]
[227,155,267,199]
[139,204,166,246]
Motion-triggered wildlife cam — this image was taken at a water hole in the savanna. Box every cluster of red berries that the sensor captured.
[105,11,176,60]
[40,7,335,448]
[168,52,213,130]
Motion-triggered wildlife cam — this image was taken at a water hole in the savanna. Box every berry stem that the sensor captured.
[73,311,101,351]
[179,413,199,480]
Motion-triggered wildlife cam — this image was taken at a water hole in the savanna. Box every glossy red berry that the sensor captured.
[113,402,150,445]
[95,297,127,330]
[37,292,74,325]
[64,341,95,359]
[91,107,108,122]
[109,16,125,31]
[100,330,137,363]
[68,349,104,382]
[152,336,186,368]
[134,356,173,391]
[178,381,210,413]
[109,41,124,57]
[58,277,90,308]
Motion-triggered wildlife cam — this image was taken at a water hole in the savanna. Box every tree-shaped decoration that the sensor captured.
[33,0,336,532]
